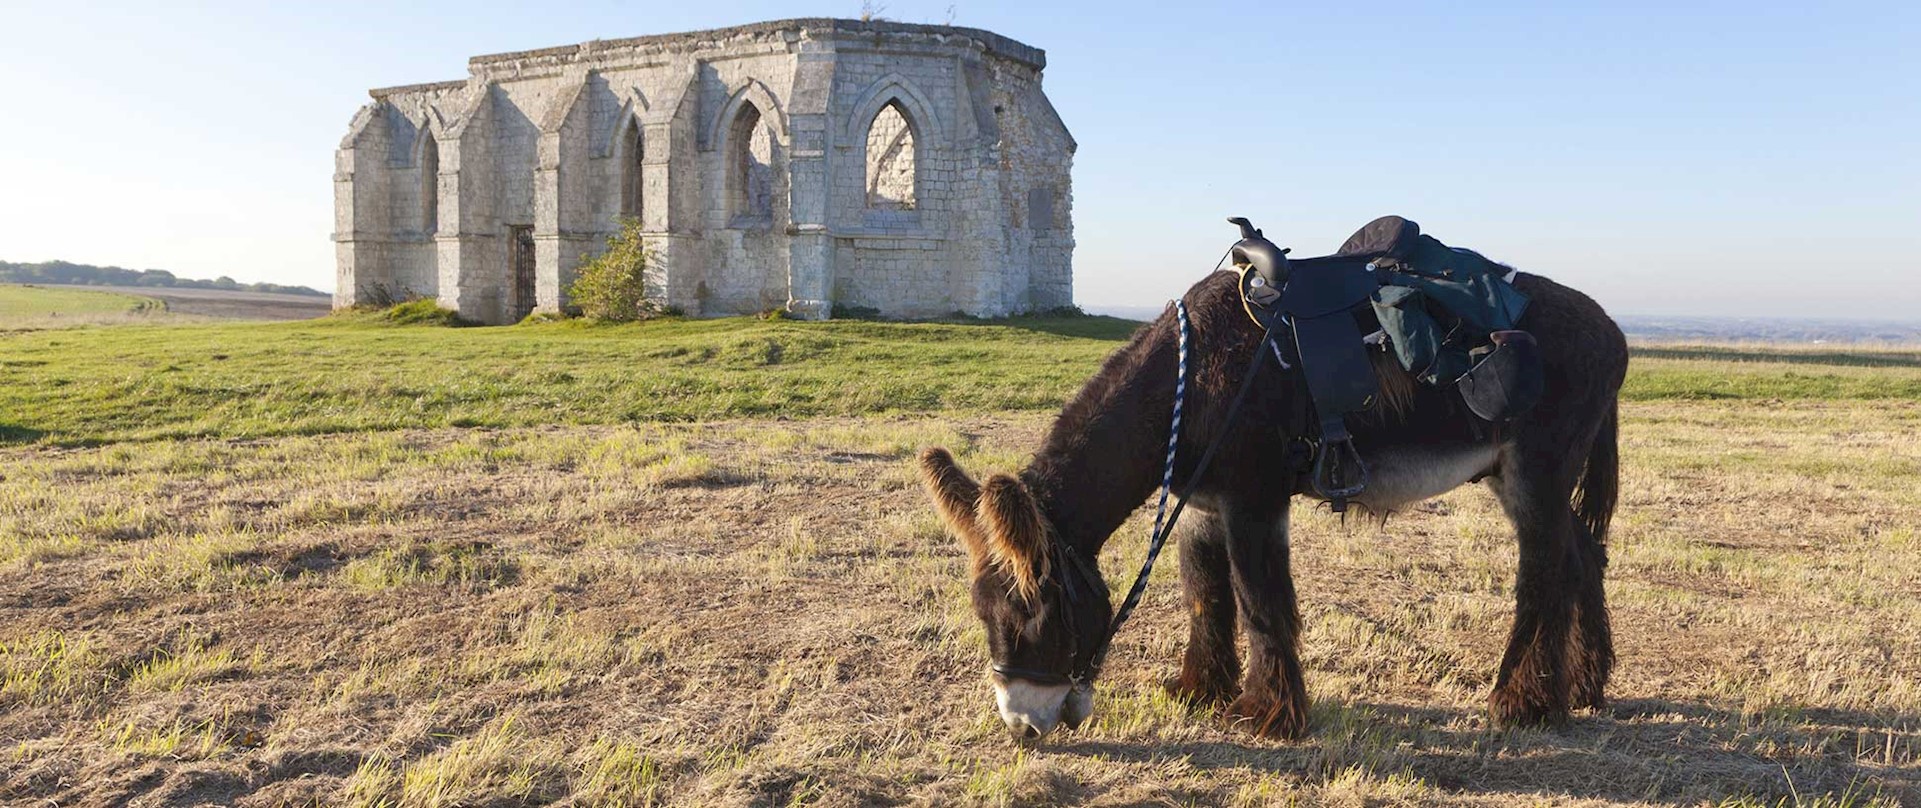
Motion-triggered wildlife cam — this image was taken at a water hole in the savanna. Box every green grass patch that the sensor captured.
[1,317,1917,447]
[1634,345,1921,369]
[1,284,161,323]
[100,716,229,759]
[1623,356,1921,400]
[0,630,107,707]
[0,315,1142,446]
[378,298,467,326]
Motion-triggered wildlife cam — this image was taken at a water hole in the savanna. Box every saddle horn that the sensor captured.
[1226,217,1290,300]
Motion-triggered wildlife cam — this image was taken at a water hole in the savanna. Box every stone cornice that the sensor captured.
[467,18,1046,71]
[369,80,467,100]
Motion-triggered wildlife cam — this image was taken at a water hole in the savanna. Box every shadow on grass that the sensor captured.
[62,748,370,808]
[996,314,1150,341]
[940,313,1148,341]
[0,424,45,445]
[814,311,1146,341]
[1052,698,1920,804]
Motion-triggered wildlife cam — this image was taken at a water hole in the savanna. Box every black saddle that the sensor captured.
[1229,219,1383,509]
[1226,215,1542,512]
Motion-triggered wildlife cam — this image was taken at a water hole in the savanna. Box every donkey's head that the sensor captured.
[918,447,1111,741]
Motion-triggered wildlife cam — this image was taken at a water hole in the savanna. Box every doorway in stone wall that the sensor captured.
[509,225,536,321]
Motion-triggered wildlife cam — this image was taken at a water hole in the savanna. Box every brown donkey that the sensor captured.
[920,267,1625,741]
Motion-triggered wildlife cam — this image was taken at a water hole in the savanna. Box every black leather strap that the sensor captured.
[990,664,1075,687]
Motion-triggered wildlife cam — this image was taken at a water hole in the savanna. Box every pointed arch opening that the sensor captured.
[419,132,439,234]
[865,101,917,212]
[727,102,775,224]
[619,121,644,222]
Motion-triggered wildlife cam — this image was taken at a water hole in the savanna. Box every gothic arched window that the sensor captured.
[419,133,439,234]
[864,101,916,211]
[619,124,643,221]
[728,103,774,222]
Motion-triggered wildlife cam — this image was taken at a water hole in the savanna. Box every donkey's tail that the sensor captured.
[1573,403,1619,546]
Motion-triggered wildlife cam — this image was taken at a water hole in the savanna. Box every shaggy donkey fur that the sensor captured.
[922,267,1626,739]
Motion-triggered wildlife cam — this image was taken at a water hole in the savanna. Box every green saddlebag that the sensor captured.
[1369,236,1531,385]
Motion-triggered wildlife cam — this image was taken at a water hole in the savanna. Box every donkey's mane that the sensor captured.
[1019,302,1188,556]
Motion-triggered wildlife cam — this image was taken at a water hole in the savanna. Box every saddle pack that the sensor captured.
[1227,215,1543,511]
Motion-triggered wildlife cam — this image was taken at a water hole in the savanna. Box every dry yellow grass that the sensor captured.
[0,404,1916,805]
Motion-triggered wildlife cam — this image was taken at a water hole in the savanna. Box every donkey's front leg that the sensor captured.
[1220,497,1310,739]
[1167,510,1238,706]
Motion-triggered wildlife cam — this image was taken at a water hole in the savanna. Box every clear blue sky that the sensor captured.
[3,0,1915,319]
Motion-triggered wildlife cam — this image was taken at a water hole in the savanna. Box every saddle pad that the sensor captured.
[1336,216,1422,259]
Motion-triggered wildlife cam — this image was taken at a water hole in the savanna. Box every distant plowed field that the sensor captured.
[77,284,329,320]
[1,315,1917,806]
[1,284,326,328]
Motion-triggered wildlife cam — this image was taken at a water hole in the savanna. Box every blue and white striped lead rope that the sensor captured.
[1108,298,1189,632]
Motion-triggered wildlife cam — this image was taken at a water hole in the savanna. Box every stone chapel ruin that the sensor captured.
[333,19,1076,324]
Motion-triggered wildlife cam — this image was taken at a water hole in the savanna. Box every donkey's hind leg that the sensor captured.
[1566,518,1613,711]
[1167,510,1239,707]
[1487,450,1583,727]
[1219,497,1310,739]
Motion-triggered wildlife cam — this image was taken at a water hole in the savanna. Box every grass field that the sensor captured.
[4,315,1919,447]
[2,314,1918,806]
[0,283,164,328]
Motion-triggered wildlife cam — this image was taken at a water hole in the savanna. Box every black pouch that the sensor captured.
[1456,330,1544,423]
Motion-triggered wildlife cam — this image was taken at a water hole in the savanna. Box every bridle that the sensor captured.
[989,538,1109,687]
[990,297,1290,691]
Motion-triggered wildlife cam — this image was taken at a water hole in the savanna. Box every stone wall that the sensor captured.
[334,18,1075,324]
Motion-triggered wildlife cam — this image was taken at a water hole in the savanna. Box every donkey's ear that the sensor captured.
[976,474,1049,602]
[918,447,987,561]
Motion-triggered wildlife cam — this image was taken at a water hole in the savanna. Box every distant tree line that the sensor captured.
[0,260,328,297]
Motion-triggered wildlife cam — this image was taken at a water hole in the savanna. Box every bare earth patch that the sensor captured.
[1,403,1916,806]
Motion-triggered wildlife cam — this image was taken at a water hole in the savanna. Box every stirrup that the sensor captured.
[1311,435,1369,512]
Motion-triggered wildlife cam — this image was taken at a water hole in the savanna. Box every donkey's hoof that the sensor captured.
[1487,689,1569,729]
[1224,691,1309,740]
[1569,671,1610,713]
[1163,673,1236,708]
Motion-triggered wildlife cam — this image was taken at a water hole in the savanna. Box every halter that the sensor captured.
[989,538,1109,687]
